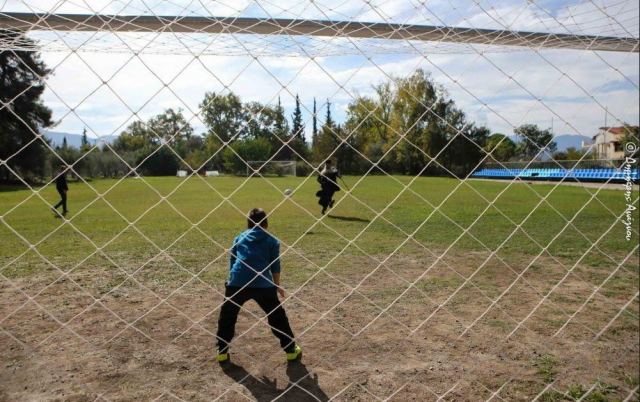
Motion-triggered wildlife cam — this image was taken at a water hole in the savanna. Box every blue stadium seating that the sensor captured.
[471,167,638,182]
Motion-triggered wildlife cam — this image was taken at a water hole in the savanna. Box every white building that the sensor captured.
[589,126,636,159]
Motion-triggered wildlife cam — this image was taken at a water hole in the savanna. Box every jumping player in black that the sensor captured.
[316,160,340,215]
[52,166,68,217]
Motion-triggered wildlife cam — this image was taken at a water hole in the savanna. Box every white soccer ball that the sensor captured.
[284,188,293,196]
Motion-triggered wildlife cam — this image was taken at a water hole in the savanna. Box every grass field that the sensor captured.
[0,175,638,401]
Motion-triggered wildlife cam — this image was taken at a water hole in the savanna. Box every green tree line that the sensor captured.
[3,31,598,183]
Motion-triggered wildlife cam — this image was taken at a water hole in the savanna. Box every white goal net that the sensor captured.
[246,161,297,177]
[0,1,638,401]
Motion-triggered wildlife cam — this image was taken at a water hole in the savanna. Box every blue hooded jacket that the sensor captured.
[228,226,281,288]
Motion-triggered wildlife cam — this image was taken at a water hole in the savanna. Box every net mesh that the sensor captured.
[0,0,639,401]
[246,161,296,176]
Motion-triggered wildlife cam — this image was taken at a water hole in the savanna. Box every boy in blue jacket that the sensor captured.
[216,208,301,363]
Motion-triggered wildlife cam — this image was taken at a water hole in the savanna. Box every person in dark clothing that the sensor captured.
[316,160,340,215]
[52,166,69,217]
[216,208,301,363]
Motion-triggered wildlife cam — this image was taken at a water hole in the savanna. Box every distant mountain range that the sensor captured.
[43,130,592,154]
[553,134,592,151]
[44,130,118,148]
[515,134,593,161]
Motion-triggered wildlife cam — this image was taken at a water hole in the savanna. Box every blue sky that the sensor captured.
[2,0,638,141]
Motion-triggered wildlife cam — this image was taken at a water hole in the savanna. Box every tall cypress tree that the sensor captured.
[312,97,318,145]
[275,97,288,136]
[81,127,89,149]
[313,99,340,164]
[325,99,334,128]
[291,94,305,141]
[274,96,291,160]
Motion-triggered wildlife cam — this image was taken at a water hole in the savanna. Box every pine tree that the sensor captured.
[312,97,318,145]
[291,94,305,141]
[312,99,340,164]
[325,99,334,128]
[81,127,89,149]
[275,97,286,134]
[62,136,68,149]
[274,97,292,160]
[0,30,53,182]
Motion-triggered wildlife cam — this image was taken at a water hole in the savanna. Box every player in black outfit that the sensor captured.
[52,166,69,217]
[316,160,340,215]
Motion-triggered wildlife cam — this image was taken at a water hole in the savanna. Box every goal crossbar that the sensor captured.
[1,12,638,52]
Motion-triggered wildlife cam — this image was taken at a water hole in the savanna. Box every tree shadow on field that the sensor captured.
[327,215,370,223]
[220,360,329,401]
[0,184,27,192]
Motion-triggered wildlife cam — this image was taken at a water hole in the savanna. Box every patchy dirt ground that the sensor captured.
[1,250,638,401]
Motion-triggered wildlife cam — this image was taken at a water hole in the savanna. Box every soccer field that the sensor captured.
[1,176,638,400]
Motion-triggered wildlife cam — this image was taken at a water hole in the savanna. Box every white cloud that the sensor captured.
[39,42,638,140]
[4,0,634,139]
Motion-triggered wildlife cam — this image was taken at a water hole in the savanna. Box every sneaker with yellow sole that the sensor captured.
[216,352,229,363]
[286,345,302,361]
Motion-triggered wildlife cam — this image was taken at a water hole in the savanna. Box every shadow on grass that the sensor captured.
[0,184,28,193]
[220,360,329,401]
[327,214,370,223]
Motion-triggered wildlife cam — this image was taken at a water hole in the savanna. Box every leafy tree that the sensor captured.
[342,69,488,175]
[244,102,277,140]
[566,146,591,160]
[57,137,75,160]
[222,137,273,174]
[175,135,205,169]
[291,138,310,161]
[484,133,516,161]
[138,147,179,176]
[344,87,392,172]
[96,150,123,178]
[147,108,193,145]
[333,123,362,174]
[200,91,245,143]
[79,150,99,178]
[202,135,224,170]
[0,30,53,182]
[443,121,490,176]
[553,146,593,161]
[390,69,444,174]
[183,148,209,172]
[52,138,81,179]
[243,100,299,160]
[114,109,193,175]
[514,124,556,160]
[113,120,153,152]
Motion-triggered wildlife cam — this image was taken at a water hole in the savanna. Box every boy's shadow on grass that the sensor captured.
[327,215,370,223]
[220,360,329,401]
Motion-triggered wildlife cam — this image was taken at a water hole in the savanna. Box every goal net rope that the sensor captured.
[246,161,296,176]
[0,0,638,400]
